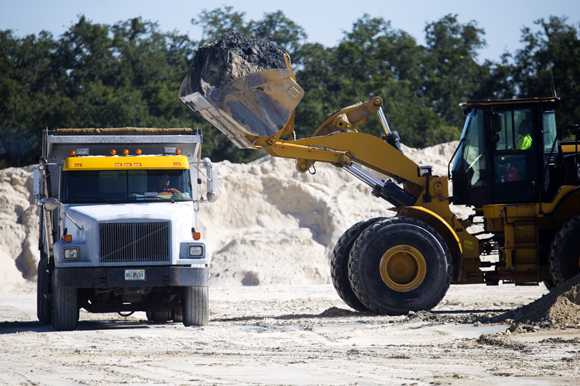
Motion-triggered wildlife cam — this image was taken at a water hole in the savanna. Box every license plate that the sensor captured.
[125,269,145,280]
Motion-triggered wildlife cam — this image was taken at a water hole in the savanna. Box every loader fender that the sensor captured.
[398,207,462,280]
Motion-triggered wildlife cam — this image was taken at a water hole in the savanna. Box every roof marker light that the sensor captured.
[123,149,129,155]
[111,150,116,155]
[136,149,142,155]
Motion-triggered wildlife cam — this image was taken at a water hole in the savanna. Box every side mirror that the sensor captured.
[33,169,41,196]
[203,158,219,202]
[42,197,60,211]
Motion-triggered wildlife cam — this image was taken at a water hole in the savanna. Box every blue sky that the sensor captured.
[2,0,579,63]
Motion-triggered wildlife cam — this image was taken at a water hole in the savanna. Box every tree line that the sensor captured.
[1,7,578,168]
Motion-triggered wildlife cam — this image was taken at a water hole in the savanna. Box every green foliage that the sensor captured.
[1,8,579,169]
[511,16,580,126]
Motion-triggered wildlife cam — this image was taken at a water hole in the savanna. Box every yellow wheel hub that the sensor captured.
[380,245,427,292]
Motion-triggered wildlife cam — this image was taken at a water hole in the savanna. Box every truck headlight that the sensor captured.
[63,247,79,260]
[188,245,204,258]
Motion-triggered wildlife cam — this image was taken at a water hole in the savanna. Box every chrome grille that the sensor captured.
[99,222,170,262]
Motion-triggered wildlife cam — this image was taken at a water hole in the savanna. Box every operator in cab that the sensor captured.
[516,119,532,150]
[153,174,182,196]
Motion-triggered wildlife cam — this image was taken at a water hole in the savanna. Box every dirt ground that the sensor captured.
[1,283,579,386]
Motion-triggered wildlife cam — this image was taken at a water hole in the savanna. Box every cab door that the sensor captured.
[490,106,540,203]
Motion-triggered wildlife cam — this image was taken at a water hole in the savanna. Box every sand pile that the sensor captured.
[0,165,39,294]
[508,274,580,325]
[0,141,460,291]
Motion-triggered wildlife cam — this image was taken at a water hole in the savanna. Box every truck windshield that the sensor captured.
[62,169,192,203]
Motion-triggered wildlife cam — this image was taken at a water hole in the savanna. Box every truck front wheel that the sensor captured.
[183,286,208,326]
[52,284,79,331]
[348,217,452,315]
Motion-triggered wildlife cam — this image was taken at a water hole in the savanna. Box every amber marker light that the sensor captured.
[176,149,181,155]
[193,232,201,240]
[136,149,142,155]
[70,150,76,156]
[64,235,72,243]
[110,149,116,155]
[123,149,129,155]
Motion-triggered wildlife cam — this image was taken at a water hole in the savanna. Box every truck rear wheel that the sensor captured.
[331,218,385,312]
[37,256,52,324]
[348,217,452,315]
[52,284,79,331]
[146,311,170,323]
[549,214,580,286]
[172,306,183,322]
[183,286,208,326]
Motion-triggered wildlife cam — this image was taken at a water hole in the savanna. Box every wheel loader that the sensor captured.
[180,43,580,315]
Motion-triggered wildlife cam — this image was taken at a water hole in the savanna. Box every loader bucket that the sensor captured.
[180,68,303,149]
[179,33,304,149]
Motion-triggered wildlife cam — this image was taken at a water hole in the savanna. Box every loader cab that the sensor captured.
[451,97,559,206]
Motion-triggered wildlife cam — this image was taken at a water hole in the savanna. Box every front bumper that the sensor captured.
[53,266,208,288]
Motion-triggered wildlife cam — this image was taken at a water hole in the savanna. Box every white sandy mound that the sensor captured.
[0,166,39,294]
[1,141,463,292]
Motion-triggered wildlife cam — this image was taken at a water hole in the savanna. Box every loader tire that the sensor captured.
[37,256,52,324]
[331,218,385,312]
[183,286,208,327]
[549,214,580,286]
[52,280,78,331]
[348,217,452,315]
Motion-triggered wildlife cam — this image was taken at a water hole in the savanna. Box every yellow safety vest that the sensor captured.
[517,134,532,150]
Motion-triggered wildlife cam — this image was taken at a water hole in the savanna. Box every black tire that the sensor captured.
[549,214,580,286]
[147,311,170,323]
[183,286,208,327]
[37,257,52,324]
[348,217,452,315]
[331,218,385,312]
[171,306,183,323]
[544,279,556,291]
[51,280,78,331]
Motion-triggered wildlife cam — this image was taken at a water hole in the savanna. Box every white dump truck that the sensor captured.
[34,128,218,331]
